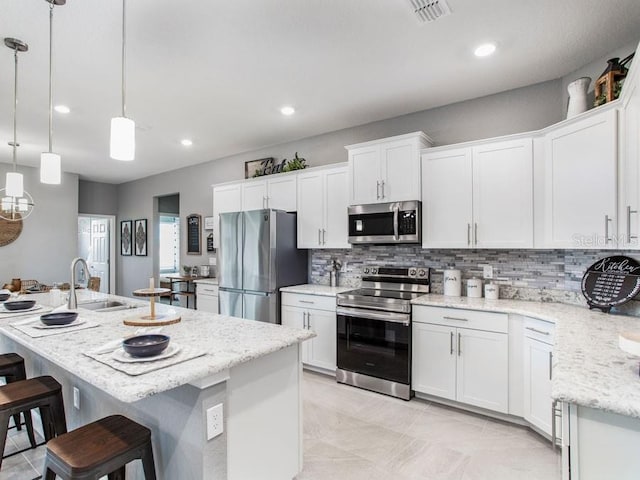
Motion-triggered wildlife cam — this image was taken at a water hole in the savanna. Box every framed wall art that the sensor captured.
[134,219,148,256]
[120,220,133,256]
[187,214,201,255]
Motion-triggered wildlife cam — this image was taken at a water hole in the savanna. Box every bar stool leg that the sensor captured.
[23,409,36,448]
[43,464,56,480]
[50,392,67,436]
[0,411,10,470]
[141,442,157,480]
[107,466,126,479]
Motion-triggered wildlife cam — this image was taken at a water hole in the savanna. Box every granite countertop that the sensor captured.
[412,294,640,419]
[0,291,314,403]
[280,284,354,297]
[193,278,218,285]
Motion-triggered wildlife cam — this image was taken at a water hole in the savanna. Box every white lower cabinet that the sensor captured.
[195,283,219,314]
[281,293,337,372]
[412,306,509,414]
[523,318,555,436]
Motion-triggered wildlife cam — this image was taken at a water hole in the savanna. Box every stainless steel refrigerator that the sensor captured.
[218,209,308,323]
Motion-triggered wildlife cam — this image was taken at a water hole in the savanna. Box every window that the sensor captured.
[159,215,180,273]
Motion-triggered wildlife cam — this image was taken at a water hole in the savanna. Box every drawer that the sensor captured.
[523,317,554,345]
[413,305,508,334]
[197,284,219,296]
[281,292,336,312]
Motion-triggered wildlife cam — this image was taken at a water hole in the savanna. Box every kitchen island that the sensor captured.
[0,291,314,479]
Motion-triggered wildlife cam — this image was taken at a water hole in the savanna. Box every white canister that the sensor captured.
[443,270,462,297]
[484,283,499,300]
[466,278,483,298]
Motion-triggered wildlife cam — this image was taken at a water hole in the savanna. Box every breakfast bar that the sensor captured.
[0,291,314,479]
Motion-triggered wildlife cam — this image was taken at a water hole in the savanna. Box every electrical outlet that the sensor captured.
[73,387,80,409]
[483,265,493,279]
[206,403,223,440]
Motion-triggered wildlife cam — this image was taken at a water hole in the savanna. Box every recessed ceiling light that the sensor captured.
[181,139,193,147]
[474,43,496,57]
[280,106,295,116]
[54,105,70,114]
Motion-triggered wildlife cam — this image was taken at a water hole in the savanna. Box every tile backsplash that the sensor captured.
[310,246,640,311]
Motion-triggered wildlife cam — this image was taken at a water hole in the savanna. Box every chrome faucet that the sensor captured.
[68,257,91,309]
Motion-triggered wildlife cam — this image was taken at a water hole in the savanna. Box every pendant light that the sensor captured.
[110,0,135,161]
[40,0,66,185]
[1,38,35,222]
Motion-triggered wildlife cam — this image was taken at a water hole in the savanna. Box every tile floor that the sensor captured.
[0,372,562,480]
[297,371,562,480]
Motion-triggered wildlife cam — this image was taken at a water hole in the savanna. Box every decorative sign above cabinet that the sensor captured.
[581,255,640,312]
[244,153,307,178]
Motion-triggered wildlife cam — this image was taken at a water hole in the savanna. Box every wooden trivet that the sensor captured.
[126,287,181,326]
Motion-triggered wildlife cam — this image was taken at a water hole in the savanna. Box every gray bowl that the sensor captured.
[123,334,170,358]
[0,293,10,302]
[4,300,36,311]
[40,311,78,326]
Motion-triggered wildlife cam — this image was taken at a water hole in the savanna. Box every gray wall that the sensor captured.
[115,78,564,295]
[0,164,79,286]
[78,180,118,216]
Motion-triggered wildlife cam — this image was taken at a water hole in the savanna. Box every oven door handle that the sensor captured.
[336,307,410,325]
[393,205,399,241]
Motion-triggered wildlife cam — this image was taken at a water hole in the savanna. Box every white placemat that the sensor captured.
[0,305,48,316]
[84,344,207,376]
[11,317,99,338]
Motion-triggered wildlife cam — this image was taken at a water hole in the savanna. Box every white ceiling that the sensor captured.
[1,0,639,184]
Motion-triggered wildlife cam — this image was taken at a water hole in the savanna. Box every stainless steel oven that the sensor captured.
[336,266,430,400]
[348,201,421,245]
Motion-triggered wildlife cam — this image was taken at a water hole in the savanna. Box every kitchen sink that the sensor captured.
[78,300,136,312]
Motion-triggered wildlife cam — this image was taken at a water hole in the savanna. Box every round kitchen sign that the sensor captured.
[581,256,640,312]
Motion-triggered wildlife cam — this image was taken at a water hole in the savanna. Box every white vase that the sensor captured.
[567,77,591,118]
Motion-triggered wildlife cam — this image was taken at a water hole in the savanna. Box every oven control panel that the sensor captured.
[361,266,430,287]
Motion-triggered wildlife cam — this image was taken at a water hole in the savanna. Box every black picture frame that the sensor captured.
[120,220,133,256]
[134,219,148,256]
[187,214,201,255]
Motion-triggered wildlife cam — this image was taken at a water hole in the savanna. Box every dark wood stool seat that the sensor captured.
[43,414,157,480]
[0,375,66,469]
[0,353,30,433]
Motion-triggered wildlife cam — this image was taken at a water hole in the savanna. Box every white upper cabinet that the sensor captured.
[212,183,242,249]
[618,44,640,249]
[422,138,533,249]
[472,139,533,248]
[543,108,618,249]
[421,147,473,248]
[297,165,350,249]
[347,132,432,205]
[241,175,297,212]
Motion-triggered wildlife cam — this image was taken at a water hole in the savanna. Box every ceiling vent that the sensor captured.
[408,0,452,23]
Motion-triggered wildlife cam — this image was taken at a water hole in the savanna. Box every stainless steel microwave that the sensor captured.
[348,201,421,244]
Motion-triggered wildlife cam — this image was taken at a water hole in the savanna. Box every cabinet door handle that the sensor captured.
[322,229,326,245]
[458,332,462,356]
[307,311,311,329]
[376,181,380,200]
[605,215,612,244]
[549,351,553,380]
[467,223,471,246]
[381,180,385,199]
[444,316,468,322]
[318,229,322,245]
[450,331,454,355]
[474,223,478,245]
[525,327,550,336]
[302,311,307,329]
[627,206,638,243]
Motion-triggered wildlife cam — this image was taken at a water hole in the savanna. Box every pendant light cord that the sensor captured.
[12,46,18,173]
[48,2,54,153]
[121,0,127,118]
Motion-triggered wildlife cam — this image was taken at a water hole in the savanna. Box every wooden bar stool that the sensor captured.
[0,353,31,433]
[43,415,157,480]
[0,376,66,469]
